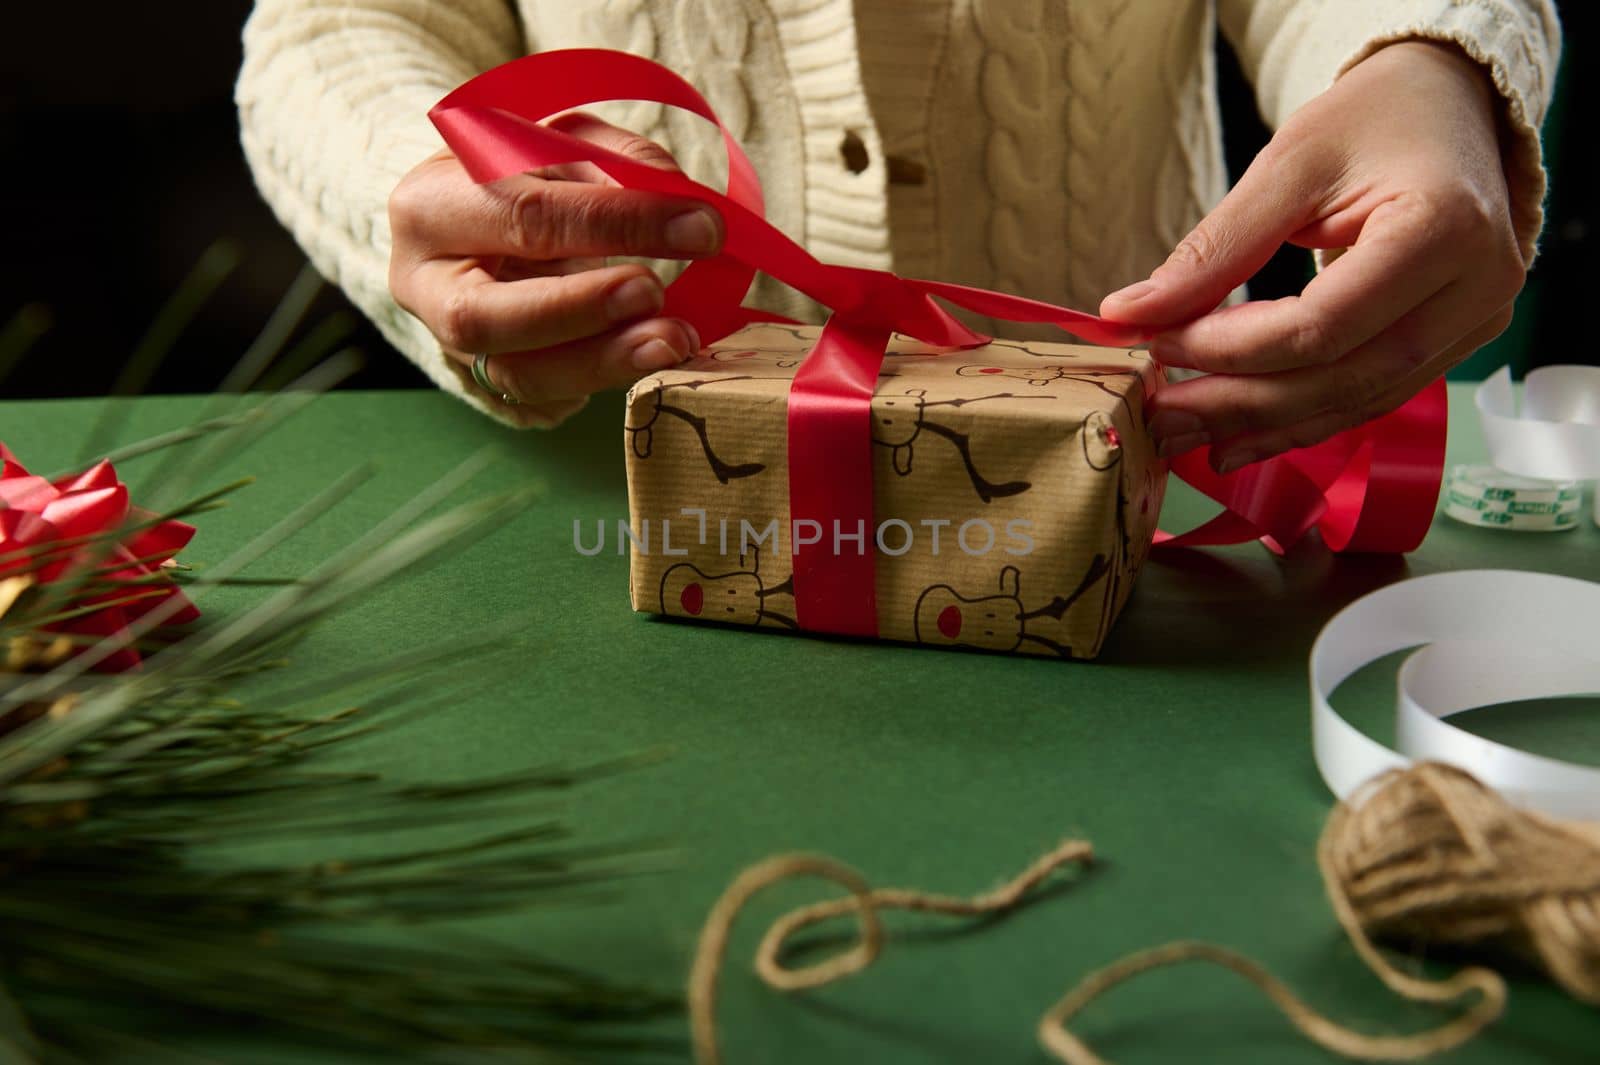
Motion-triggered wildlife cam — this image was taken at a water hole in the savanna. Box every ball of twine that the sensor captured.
[689,762,1600,1064]
[1328,761,1600,1007]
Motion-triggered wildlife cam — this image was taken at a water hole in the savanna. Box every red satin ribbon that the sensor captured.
[430,49,1446,635]
[0,444,198,671]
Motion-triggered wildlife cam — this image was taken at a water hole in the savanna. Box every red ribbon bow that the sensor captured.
[430,49,1446,636]
[0,443,198,671]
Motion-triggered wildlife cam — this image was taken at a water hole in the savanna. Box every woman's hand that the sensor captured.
[388,113,722,416]
[1101,40,1525,474]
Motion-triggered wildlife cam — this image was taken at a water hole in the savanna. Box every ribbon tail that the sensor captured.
[1159,449,1329,552]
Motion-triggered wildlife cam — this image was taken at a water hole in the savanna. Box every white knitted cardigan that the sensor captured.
[237,0,1560,428]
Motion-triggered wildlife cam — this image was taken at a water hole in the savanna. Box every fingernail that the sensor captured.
[1157,431,1210,458]
[665,208,721,255]
[679,320,702,357]
[632,337,688,372]
[1106,280,1157,304]
[1147,410,1205,441]
[607,276,663,322]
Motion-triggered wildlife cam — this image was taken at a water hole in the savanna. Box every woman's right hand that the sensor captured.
[388,112,723,416]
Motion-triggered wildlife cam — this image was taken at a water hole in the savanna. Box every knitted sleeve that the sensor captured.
[1218,0,1562,265]
[238,0,580,427]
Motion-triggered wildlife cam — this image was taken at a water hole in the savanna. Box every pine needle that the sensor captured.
[80,241,240,463]
[1,261,678,1061]
[0,458,678,1060]
[0,304,52,387]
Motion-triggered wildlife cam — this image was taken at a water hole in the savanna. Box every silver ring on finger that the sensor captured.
[472,352,520,406]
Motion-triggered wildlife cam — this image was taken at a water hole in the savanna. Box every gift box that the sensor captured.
[624,323,1166,659]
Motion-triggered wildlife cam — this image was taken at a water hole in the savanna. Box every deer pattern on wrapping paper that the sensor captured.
[625,377,775,484]
[909,402,1147,656]
[912,556,1111,659]
[953,362,1143,390]
[871,388,1056,503]
[705,348,804,369]
[659,550,796,630]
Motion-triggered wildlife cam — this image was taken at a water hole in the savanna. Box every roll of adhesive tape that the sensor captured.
[1312,570,1600,820]
[1443,464,1582,531]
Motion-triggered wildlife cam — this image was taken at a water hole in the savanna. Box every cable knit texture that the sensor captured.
[238,0,1561,427]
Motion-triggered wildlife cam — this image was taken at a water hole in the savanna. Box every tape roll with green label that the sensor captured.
[1442,464,1583,532]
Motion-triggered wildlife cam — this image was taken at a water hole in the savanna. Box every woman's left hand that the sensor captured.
[1100,40,1526,474]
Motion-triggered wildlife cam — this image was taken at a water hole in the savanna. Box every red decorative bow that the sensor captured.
[430,50,1446,635]
[0,443,198,671]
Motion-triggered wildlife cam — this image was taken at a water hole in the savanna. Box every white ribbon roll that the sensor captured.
[1312,570,1600,820]
[1477,365,1600,480]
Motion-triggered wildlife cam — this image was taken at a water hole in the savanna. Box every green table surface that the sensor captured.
[2,384,1597,1064]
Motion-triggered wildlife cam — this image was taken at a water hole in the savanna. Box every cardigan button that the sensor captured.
[839,130,870,174]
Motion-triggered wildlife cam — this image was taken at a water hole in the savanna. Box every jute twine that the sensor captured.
[689,763,1600,1064]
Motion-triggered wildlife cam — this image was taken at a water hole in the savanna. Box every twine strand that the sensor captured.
[691,763,1600,1063]
[688,840,1094,1065]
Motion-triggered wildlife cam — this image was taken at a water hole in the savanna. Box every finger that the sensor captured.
[402,261,667,355]
[1149,198,1467,374]
[1148,288,1510,456]
[1208,307,1511,472]
[475,317,702,404]
[538,111,683,184]
[390,162,723,261]
[1099,137,1325,327]
[1187,306,1510,473]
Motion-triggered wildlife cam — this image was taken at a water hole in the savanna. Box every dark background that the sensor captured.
[0,3,1592,399]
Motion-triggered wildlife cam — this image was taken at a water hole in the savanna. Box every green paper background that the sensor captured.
[2,384,1596,1063]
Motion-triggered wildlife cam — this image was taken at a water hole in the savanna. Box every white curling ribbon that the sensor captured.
[1477,365,1600,481]
[1312,570,1600,820]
